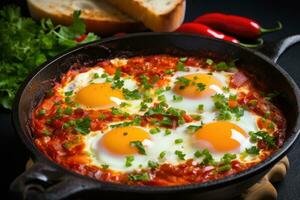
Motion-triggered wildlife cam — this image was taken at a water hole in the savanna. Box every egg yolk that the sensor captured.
[75,83,124,108]
[100,126,151,155]
[194,121,247,153]
[173,73,222,99]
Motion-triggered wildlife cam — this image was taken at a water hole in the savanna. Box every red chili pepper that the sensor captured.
[175,23,262,48]
[194,13,282,39]
[75,34,87,42]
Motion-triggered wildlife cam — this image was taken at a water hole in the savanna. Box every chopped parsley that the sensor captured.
[93,73,99,79]
[174,138,183,144]
[179,57,188,62]
[101,164,109,170]
[159,151,166,159]
[159,116,173,126]
[186,124,203,133]
[246,146,260,155]
[176,61,186,71]
[212,94,244,120]
[249,131,276,148]
[64,90,73,96]
[128,172,150,181]
[150,127,160,134]
[218,164,231,172]
[196,82,206,91]
[64,106,72,115]
[148,160,159,169]
[194,150,202,158]
[74,117,91,135]
[37,109,46,117]
[165,129,171,136]
[201,149,215,165]
[122,88,141,100]
[175,150,186,160]
[125,155,134,167]
[173,95,183,102]
[198,104,204,112]
[130,141,146,155]
[140,75,153,89]
[111,107,123,115]
[214,59,237,71]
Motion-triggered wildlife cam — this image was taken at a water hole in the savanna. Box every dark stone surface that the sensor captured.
[1,0,299,199]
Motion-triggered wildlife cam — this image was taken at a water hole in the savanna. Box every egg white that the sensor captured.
[163,66,236,114]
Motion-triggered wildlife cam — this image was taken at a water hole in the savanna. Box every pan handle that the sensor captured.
[10,160,100,200]
[258,35,300,63]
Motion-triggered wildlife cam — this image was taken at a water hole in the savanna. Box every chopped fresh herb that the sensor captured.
[140,101,148,111]
[150,127,160,134]
[101,73,108,78]
[125,155,134,167]
[101,164,109,170]
[165,129,171,136]
[122,88,142,100]
[65,96,72,104]
[148,160,159,169]
[93,73,99,79]
[159,116,173,126]
[64,107,72,115]
[186,125,202,133]
[206,58,214,65]
[214,60,237,71]
[155,88,165,95]
[120,102,130,107]
[98,113,107,120]
[246,146,260,155]
[249,131,276,148]
[198,104,204,112]
[65,91,73,96]
[165,69,174,75]
[201,149,215,165]
[176,61,185,71]
[111,107,123,115]
[174,138,183,144]
[175,150,186,160]
[191,114,202,121]
[220,153,236,164]
[175,77,190,88]
[194,150,202,158]
[42,130,51,136]
[218,164,231,172]
[158,95,166,102]
[222,87,230,93]
[159,151,166,159]
[75,117,91,135]
[128,172,150,181]
[173,95,183,102]
[111,79,124,89]
[130,141,146,155]
[140,75,152,89]
[37,109,46,117]
[196,83,206,91]
[212,93,244,120]
[113,68,121,80]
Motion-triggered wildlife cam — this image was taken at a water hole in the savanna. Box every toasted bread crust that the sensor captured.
[27,0,145,35]
[104,0,186,32]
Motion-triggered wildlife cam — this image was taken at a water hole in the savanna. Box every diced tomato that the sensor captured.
[75,34,87,42]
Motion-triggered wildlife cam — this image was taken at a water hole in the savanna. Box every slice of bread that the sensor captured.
[27,0,145,35]
[103,0,186,32]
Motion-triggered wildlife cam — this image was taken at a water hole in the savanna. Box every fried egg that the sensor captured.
[163,67,235,114]
[61,67,143,113]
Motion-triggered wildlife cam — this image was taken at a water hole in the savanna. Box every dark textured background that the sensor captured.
[1,0,300,199]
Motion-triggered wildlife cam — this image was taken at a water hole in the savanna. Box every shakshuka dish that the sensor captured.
[32,55,286,186]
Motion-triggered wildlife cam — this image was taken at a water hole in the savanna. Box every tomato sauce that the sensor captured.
[32,55,286,186]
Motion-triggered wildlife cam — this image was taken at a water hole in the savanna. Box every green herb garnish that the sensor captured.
[130,141,146,155]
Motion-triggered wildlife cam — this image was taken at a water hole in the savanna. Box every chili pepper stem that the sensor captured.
[239,38,264,48]
[260,21,282,34]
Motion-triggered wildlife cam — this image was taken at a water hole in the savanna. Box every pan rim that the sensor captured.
[12,32,300,193]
